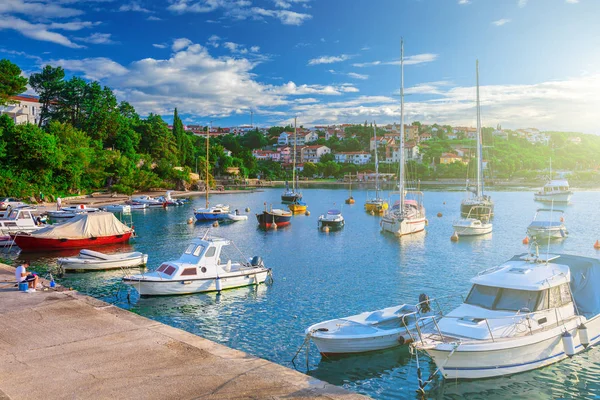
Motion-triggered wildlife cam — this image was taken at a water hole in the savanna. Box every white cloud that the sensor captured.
[308,54,353,65]
[0,15,84,48]
[518,0,528,7]
[153,43,167,48]
[493,18,511,26]
[347,72,369,80]
[0,0,83,18]
[49,57,129,80]
[353,53,438,67]
[75,32,116,44]
[250,7,312,25]
[207,34,220,48]
[147,15,162,20]
[118,2,153,13]
[49,21,101,31]
[172,37,193,51]
[458,0,470,4]
[250,45,260,52]
[566,0,579,3]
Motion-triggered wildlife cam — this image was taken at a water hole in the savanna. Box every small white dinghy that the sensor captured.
[452,206,492,236]
[58,249,148,271]
[527,208,567,240]
[102,204,131,213]
[227,211,248,221]
[306,295,434,355]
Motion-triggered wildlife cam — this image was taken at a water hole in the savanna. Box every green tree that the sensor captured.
[320,153,335,163]
[0,59,28,106]
[302,162,318,177]
[29,65,65,126]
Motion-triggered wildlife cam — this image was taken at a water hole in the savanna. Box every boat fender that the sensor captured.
[251,256,263,267]
[419,293,431,313]
[578,323,590,348]
[562,331,576,357]
[215,277,222,292]
[397,335,405,345]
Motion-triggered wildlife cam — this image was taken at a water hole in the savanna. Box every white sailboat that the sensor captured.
[364,124,388,215]
[534,158,573,203]
[461,60,494,218]
[381,39,426,236]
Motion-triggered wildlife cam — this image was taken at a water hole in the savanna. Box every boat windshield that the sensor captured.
[465,284,541,312]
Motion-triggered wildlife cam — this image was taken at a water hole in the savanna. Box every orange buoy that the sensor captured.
[451,232,459,242]
[560,216,565,222]
[594,240,600,250]
[437,212,443,218]
[523,236,530,245]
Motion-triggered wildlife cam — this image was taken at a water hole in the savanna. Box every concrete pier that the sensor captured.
[0,264,366,400]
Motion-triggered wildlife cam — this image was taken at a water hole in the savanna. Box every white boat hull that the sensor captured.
[102,205,132,213]
[59,253,148,271]
[310,332,413,355]
[534,192,572,203]
[527,226,567,240]
[424,316,600,379]
[124,269,269,296]
[227,214,248,221]
[381,216,426,236]
[452,224,493,236]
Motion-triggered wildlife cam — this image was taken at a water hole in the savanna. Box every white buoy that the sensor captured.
[212,221,219,227]
[323,225,330,233]
[245,207,250,212]
[562,331,576,357]
[187,217,194,224]
[272,222,278,230]
[305,211,310,216]
[451,231,459,242]
[215,277,222,292]
[578,323,590,348]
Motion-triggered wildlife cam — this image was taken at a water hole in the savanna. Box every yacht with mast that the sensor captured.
[461,61,494,218]
[345,173,355,204]
[381,39,426,236]
[194,125,230,221]
[282,119,303,204]
[364,124,388,215]
[287,118,307,213]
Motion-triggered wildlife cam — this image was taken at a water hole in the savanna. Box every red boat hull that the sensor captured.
[13,232,133,251]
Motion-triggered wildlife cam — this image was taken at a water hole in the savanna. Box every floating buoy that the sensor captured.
[425,219,429,226]
[443,202,446,205]
[245,207,250,212]
[187,217,194,224]
[212,221,219,227]
[437,212,442,218]
[579,323,590,348]
[305,211,310,216]
[523,236,530,245]
[323,225,330,233]
[370,210,375,216]
[594,240,600,250]
[562,331,576,357]
[451,232,459,242]
[271,222,278,230]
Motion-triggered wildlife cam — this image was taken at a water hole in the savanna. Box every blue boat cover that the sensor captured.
[327,209,341,215]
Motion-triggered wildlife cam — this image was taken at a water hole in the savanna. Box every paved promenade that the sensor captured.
[0,264,366,400]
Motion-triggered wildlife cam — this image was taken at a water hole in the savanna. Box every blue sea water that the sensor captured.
[6,187,600,399]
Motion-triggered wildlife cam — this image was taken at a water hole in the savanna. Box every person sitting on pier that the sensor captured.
[15,261,38,290]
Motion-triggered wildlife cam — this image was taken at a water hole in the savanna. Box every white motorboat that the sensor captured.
[452,206,492,236]
[0,207,44,234]
[227,211,248,221]
[380,41,426,237]
[128,203,147,210]
[58,249,148,271]
[157,191,184,206]
[101,204,132,213]
[411,251,600,382]
[130,195,164,207]
[47,205,100,219]
[307,297,434,355]
[122,235,271,296]
[318,209,345,230]
[534,179,572,203]
[527,208,567,240]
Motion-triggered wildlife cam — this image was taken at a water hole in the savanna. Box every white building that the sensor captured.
[384,143,420,163]
[301,145,331,163]
[304,131,319,144]
[0,95,40,125]
[277,132,291,146]
[335,152,372,165]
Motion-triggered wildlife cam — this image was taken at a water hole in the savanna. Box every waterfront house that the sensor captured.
[335,151,372,165]
[419,132,432,141]
[440,152,465,164]
[0,95,40,125]
[384,142,420,163]
[301,145,331,163]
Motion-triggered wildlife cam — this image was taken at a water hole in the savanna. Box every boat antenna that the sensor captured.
[476,60,483,199]
[399,38,405,212]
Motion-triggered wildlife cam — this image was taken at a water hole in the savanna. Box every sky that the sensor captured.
[2,0,600,133]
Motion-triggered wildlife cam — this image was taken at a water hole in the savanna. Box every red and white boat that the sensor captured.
[13,212,134,251]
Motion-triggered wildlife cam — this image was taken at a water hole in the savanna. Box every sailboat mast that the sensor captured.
[399,39,405,210]
[374,123,379,198]
[205,122,210,208]
[293,117,297,192]
[476,60,483,198]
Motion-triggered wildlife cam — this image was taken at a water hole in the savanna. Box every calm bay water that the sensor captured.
[5,187,600,399]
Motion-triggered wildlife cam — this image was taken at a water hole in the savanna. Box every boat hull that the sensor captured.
[13,232,133,251]
[123,269,269,296]
[59,253,148,271]
[423,316,600,380]
[381,216,426,236]
[527,226,567,240]
[534,192,572,203]
[452,224,493,236]
[311,331,413,355]
[194,212,229,221]
[256,212,292,228]
[281,194,302,203]
[288,204,307,213]
[365,202,388,214]
[461,202,494,218]
[318,219,344,230]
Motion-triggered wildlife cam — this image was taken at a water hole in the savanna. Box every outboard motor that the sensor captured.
[250,256,263,267]
[419,293,431,314]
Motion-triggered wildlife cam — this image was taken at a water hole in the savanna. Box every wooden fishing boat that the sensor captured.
[256,205,292,229]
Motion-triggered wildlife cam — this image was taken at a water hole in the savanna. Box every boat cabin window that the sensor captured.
[157,264,168,272]
[157,264,176,276]
[205,246,216,258]
[180,268,197,276]
[184,244,195,254]
[549,284,572,308]
[19,212,30,220]
[192,245,205,257]
[465,285,542,312]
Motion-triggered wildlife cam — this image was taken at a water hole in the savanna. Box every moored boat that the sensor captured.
[58,249,148,271]
[527,208,567,240]
[282,117,304,206]
[411,251,600,381]
[256,205,292,229]
[318,209,344,230]
[0,235,15,247]
[0,207,44,234]
[452,206,492,236]
[47,204,100,219]
[101,204,132,213]
[122,235,271,296]
[227,210,248,221]
[534,179,572,203]
[130,195,164,207]
[12,212,134,251]
[288,199,307,214]
[364,125,388,214]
